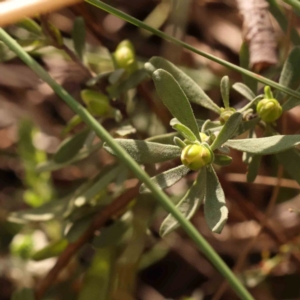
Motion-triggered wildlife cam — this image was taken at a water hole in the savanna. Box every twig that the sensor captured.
[0,0,82,27]
[35,185,139,300]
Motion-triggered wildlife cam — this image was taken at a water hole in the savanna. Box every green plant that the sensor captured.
[2,1,300,300]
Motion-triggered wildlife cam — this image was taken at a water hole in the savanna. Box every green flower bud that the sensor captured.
[256,98,282,123]
[181,143,214,170]
[113,40,138,74]
[219,107,236,124]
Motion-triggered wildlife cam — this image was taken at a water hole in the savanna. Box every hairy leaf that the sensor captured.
[204,166,228,233]
[152,69,200,139]
[232,82,256,101]
[172,123,197,142]
[148,56,221,113]
[104,139,181,164]
[225,135,300,154]
[211,113,243,150]
[213,154,232,166]
[159,168,206,237]
[140,165,190,193]
[220,76,230,108]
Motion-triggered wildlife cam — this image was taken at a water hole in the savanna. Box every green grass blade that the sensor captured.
[85,0,300,101]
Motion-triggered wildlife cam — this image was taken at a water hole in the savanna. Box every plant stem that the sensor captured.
[85,0,300,101]
[0,28,254,300]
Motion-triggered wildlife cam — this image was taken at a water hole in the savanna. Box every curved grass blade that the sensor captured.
[148,56,221,113]
[72,17,86,60]
[140,165,190,194]
[104,139,181,164]
[232,82,256,101]
[152,69,200,140]
[211,113,243,150]
[159,168,206,237]
[204,166,228,233]
[146,132,177,144]
[225,134,300,154]
[31,239,68,261]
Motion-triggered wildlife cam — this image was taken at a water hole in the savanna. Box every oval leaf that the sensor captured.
[152,69,200,140]
[247,155,262,182]
[204,166,228,233]
[148,57,221,113]
[140,165,190,194]
[232,82,256,101]
[159,168,206,237]
[53,129,90,164]
[213,154,232,166]
[72,17,86,60]
[172,123,197,142]
[225,134,300,154]
[211,113,243,150]
[104,139,181,164]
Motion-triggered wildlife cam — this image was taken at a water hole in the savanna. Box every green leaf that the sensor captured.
[276,148,300,184]
[146,132,177,144]
[107,69,148,98]
[31,239,68,261]
[92,216,131,248]
[279,47,300,92]
[225,135,300,154]
[37,143,101,172]
[239,42,257,93]
[8,198,69,223]
[172,123,198,142]
[204,166,228,233]
[81,89,110,116]
[159,168,206,237]
[72,164,122,206]
[239,95,264,113]
[152,69,200,139]
[104,139,181,164]
[213,154,232,166]
[17,18,42,36]
[53,129,90,164]
[211,113,243,150]
[72,17,86,60]
[246,155,262,182]
[12,288,35,300]
[232,82,256,101]
[232,118,260,138]
[140,165,190,194]
[173,136,186,149]
[147,56,221,113]
[220,76,230,108]
[66,215,92,242]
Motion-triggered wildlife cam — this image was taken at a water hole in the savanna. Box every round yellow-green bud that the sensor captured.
[219,107,236,124]
[256,98,282,123]
[113,40,138,74]
[181,143,214,170]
